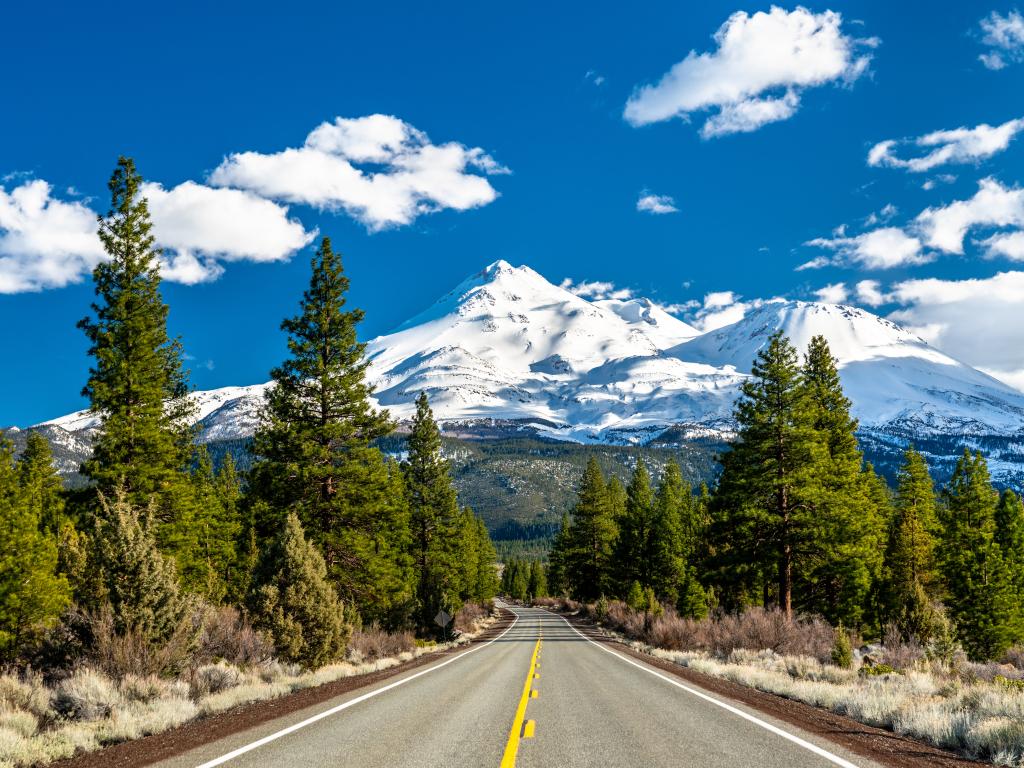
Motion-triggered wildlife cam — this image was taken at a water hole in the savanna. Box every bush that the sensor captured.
[51,668,122,721]
[454,602,491,634]
[831,626,853,669]
[196,606,274,667]
[190,663,244,699]
[86,605,199,679]
[859,663,898,677]
[0,673,50,719]
[347,625,416,663]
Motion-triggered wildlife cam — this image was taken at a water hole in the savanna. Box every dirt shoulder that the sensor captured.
[49,610,516,768]
[561,612,982,768]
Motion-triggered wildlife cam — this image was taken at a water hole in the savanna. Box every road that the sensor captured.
[154,604,883,768]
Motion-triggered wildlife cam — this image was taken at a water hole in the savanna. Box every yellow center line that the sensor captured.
[499,623,542,768]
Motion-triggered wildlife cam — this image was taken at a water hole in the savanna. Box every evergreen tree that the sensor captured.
[0,440,70,660]
[91,487,187,646]
[181,447,241,601]
[472,516,499,602]
[799,336,884,627]
[711,332,822,617]
[564,458,617,601]
[78,158,195,540]
[527,560,547,600]
[546,512,572,596]
[404,392,464,631]
[880,448,941,640]
[17,432,65,536]
[995,489,1024,601]
[606,475,627,522]
[251,512,350,668]
[612,459,656,594]
[649,461,687,604]
[509,560,529,601]
[940,450,1021,659]
[248,237,412,623]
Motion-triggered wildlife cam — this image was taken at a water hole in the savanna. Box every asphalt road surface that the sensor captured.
[154,604,884,768]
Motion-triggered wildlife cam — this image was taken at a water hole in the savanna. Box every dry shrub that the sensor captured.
[454,602,492,634]
[1002,646,1024,671]
[195,606,274,667]
[881,625,927,671]
[647,610,703,652]
[0,673,50,719]
[117,674,168,703]
[85,607,199,679]
[51,669,122,722]
[347,625,416,663]
[189,663,244,700]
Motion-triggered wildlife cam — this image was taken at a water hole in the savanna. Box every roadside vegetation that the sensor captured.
[0,158,499,766]
[542,328,1024,764]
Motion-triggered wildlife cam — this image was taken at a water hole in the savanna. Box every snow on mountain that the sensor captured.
[35,260,1024,449]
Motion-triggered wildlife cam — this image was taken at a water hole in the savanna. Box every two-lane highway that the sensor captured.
[155,605,884,768]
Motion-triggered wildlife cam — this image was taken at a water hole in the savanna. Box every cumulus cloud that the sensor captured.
[687,290,770,332]
[143,181,315,284]
[0,178,315,291]
[804,178,1024,269]
[978,10,1024,70]
[854,279,887,307]
[814,282,849,303]
[801,227,928,270]
[636,192,678,214]
[210,114,508,231]
[867,117,1024,172]
[886,270,1024,389]
[0,179,106,293]
[623,6,876,138]
[559,277,634,301]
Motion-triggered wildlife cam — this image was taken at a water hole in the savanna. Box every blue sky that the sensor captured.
[3,1,1024,425]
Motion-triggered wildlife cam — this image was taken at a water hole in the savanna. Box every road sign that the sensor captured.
[434,609,452,628]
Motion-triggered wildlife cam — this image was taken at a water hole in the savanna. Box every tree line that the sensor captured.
[549,332,1024,661]
[0,158,499,669]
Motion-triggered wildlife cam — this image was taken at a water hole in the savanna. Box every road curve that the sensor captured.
[153,604,884,768]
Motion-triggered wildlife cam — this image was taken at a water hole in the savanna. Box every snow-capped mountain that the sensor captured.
[34,260,1024,459]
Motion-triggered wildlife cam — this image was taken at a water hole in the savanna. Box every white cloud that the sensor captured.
[623,7,876,137]
[0,179,106,293]
[922,174,957,191]
[210,114,507,231]
[0,178,315,292]
[804,178,1024,270]
[854,279,886,307]
[867,117,1024,172]
[886,270,1024,389]
[814,282,849,303]
[143,181,315,284]
[636,192,679,214]
[978,10,1024,70]
[688,290,769,332]
[914,177,1024,254]
[863,203,898,227]
[802,226,928,270]
[559,277,634,301]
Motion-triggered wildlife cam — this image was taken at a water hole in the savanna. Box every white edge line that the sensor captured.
[552,611,861,768]
[194,611,521,768]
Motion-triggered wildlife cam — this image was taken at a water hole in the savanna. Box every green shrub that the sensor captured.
[859,662,898,677]
[830,625,853,669]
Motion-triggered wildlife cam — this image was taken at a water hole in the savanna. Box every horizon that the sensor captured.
[3,2,1024,426]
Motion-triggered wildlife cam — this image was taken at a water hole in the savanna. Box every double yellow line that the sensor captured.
[499,631,542,768]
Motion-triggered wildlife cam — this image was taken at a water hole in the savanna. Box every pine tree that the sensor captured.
[251,512,350,668]
[527,560,547,600]
[546,512,572,596]
[648,461,687,604]
[711,332,822,617]
[78,158,195,538]
[879,448,941,640]
[180,446,241,601]
[248,237,412,623]
[17,432,65,536]
[564,457,617,601]
[0,440,70,660]
[995,489,1024,633]
[800,336,884,627]
[509,560,529,601]
[472,516,499,602]
[612,459,655,594]
[606,475,627,522]
[403,392,464,631]
[940,449,1021,659]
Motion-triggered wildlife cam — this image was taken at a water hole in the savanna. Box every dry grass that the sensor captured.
[0,609,498,768]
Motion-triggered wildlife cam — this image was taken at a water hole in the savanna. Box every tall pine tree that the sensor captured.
[563,457,617,601]
[249,237,412,624]
[78,157,195,538]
